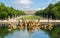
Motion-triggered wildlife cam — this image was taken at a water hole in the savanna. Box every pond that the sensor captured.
[0,24,60,38]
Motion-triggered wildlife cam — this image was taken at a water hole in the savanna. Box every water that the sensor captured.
[0,25,60,38]
[5,29,49,38]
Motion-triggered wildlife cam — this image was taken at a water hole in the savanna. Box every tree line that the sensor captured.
[0,3,25,20]
[35,1,60,20]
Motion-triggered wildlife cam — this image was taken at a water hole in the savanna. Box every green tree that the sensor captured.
[35,1,60,19]
[0,3,25,19]
[0,11,8,19]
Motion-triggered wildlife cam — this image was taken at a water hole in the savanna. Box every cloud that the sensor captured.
[48,0,60,4]
[12,0,32,10]
[37,7,46,10]
[55,0,60,2]
[18,0,32,5]
[56,0,60,1]
[6,0,60,10]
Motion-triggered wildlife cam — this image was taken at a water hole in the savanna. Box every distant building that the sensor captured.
[24,10,36,15]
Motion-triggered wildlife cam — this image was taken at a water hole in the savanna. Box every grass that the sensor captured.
[17,15,45,20]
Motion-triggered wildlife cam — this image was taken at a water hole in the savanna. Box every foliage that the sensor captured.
[35,1,60,19]
[0,3,25,19]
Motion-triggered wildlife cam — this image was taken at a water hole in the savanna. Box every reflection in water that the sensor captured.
[5,27,49,38]
[43,25,60,38]
[0,24,60,38]
[0,27,14,38]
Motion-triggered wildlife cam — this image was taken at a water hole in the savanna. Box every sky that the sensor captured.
[0,0,60,10]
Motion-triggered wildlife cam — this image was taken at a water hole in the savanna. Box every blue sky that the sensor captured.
[0,0,60,10]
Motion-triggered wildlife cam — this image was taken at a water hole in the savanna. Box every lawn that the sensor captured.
[17,15,45,20]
